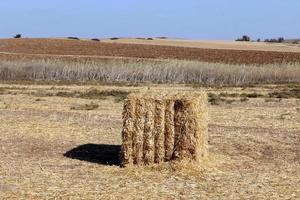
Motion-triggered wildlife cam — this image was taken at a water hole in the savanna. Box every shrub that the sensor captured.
[79,89,129,101]
[91,38,100,42]
[14,34,22,39]
[236,35,251,42]
[278,37,285,43]
[56,91,80,98]
[67,37,80,40]
[269,89,300,99]
[270,39,278,43]
[241,93,264,98]
[219,92,240,98]
[0,88,5,95]
[208,93,222,105]
[240,97,249,102]
[70,102,99,111]
[110,37,119,40]
[157,37,167,39]
[264,37,285,43]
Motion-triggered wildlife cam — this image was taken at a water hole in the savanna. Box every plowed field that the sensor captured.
[1,38,300,64]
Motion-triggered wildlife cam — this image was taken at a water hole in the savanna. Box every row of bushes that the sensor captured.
[236,35,285,43]
[11,34,167,41]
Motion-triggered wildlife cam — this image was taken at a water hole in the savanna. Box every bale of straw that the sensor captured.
[120,94,136,166]
[120,91,208,166]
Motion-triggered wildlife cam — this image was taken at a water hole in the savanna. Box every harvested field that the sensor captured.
[1,38,300,64]
[0,83,299,199]
[102,38,300,53]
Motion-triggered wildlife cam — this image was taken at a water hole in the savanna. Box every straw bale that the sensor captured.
[121,91,208,166]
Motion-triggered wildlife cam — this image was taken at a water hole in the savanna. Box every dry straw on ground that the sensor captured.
[121,91,208,166]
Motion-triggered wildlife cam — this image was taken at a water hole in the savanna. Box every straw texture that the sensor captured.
[172,93,208,162]
[164,98,175,161]
[133,95,144,165]
[154,98,165,163]
[143,96,155,164]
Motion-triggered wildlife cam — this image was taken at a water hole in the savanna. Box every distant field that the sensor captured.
[102,38,300,52]
[1,38,300,64]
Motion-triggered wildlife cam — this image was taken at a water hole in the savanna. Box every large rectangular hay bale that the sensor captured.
[121,92,208,166]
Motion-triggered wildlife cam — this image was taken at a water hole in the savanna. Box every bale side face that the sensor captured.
[172,94,208,162]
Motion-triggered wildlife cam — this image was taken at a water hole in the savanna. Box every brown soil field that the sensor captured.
[1,38,300,64]
[0,83,299,199]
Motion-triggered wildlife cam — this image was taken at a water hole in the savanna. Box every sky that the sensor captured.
[0,0,299,40]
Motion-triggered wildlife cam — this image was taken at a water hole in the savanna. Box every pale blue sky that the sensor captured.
[0,0,299,40]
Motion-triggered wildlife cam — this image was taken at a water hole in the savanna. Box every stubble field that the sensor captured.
[0,84,299,199]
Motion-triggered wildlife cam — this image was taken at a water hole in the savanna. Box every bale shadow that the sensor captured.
[64,144,121,166]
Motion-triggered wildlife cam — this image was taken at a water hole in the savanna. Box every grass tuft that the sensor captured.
[70,102,99,111]
[34,89,130,102]
[268,89,300,99]
[79,89,129,101]
[241,93,264,98]
[0,88,5,95]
